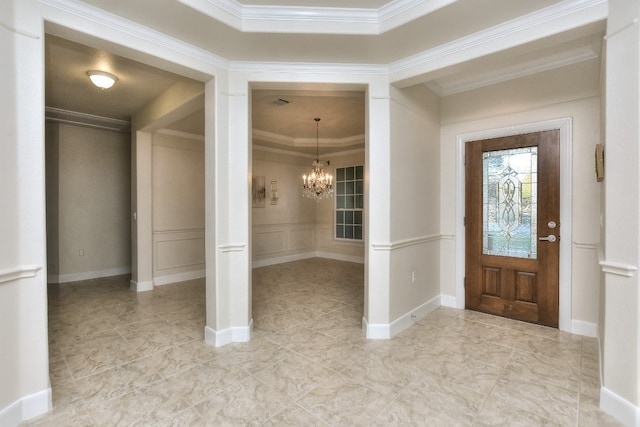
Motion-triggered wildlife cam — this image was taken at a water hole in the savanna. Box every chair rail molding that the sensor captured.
[0,265,42,285]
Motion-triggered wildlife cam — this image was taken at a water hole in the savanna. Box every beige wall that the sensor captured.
[152,132,205,283]
[388,84,441,322]
[315,150,366,261]
[440,59,602,327]
[46,123,131,282]
[251,147,365,266]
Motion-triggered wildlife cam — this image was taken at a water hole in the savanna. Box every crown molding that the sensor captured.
[253,129,364,148]
[155,128,205,141]
[253,144,365,159]
[390,0,607,87]
[179,0,455,35]
[229,60,388,75]
[39,0,229,71]
[429,34,601,96]
[45,107,131,133]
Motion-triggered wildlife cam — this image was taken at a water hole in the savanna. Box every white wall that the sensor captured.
[152,131,205,284]
[439,59,602,330]
[388,84,441,323]
[46,123,131,283]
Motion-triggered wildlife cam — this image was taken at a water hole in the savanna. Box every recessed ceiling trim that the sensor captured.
[39,0,229,70]
[389,0,607,87]
[253,129,364,147]
[179,0,455,35]
[45,106,131,133]
[155,128,205,141]
[253,144,365,159]
[230,61,388,75]
[430,39,601,96]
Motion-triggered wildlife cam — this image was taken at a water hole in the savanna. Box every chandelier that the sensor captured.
[302,118,333,200]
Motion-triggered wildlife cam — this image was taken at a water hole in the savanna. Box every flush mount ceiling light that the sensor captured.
[87,70,118,90]
[302,118,333,200]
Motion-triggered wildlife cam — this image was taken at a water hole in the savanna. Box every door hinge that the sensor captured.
[463,216,466,226]
[463,155,466,165]
[464,277,466,288]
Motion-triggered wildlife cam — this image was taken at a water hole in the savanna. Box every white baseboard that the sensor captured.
[130,279,153,292]
[600,386,640,427]
[153,269,205,286]
[48,266,131,284]
[0,387,51,427]
[363,317,390,339]
[364,294,441,340]
[315,251,364,264]
[571,319,597,338]
[440,294,458,308]
[252,252,316,268]
[390,294,441,337]
[252,251,364,269]
[204,319,253,347]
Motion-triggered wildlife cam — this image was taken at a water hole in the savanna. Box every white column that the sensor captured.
[365,78,393,337]
[600,1,640,425]
[130,131,153,292]
[205,71,252,346]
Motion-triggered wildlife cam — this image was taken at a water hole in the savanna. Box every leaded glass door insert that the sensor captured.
[483,147,538,259]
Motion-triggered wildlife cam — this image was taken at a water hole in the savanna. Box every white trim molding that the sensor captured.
[571,319,597,337]
[0,387,51,427]
[48,266,131,284]
[599,260,638,278]
[0,265,42,285]
[600,386,640,427]
[39,0,229,70]
[179,0,455,35]
[219,244,246,253]
[130,280,154,292]
[154,269,205,286]
[204,321,253,347]
[455,117,573,333]
[440,294,457,308]
[371,234,449,251]
[364,294,441,339]
[252,251,364,269]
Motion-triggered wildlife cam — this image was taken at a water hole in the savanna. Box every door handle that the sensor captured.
[539,234,557,242]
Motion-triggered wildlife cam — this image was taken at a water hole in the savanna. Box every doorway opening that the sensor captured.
[44,29,210,396]
[249,86,367,339]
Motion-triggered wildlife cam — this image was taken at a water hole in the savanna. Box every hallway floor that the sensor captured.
[26,258,620,426]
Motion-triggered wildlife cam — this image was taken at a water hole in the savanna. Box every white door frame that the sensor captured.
[455,117,573,332]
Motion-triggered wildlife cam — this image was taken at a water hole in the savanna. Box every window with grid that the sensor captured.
[335,165,364,240]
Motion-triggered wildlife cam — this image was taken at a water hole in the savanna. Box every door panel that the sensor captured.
[465,131,560,327]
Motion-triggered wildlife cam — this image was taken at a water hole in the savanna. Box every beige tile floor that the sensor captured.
[24,258,621,426]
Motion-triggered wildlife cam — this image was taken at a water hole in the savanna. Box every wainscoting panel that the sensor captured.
[288,228,315,251]
[153,229,205,282]
[253,223,316,263]
[253,230,287,256]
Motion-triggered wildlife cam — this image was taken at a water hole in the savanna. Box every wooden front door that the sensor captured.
[465,130,560,327]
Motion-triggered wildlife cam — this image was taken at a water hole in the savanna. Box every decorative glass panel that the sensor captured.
[482,147,538,259]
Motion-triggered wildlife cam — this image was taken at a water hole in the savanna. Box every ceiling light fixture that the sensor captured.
[87,70,118,90]
[302,118,333,200]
